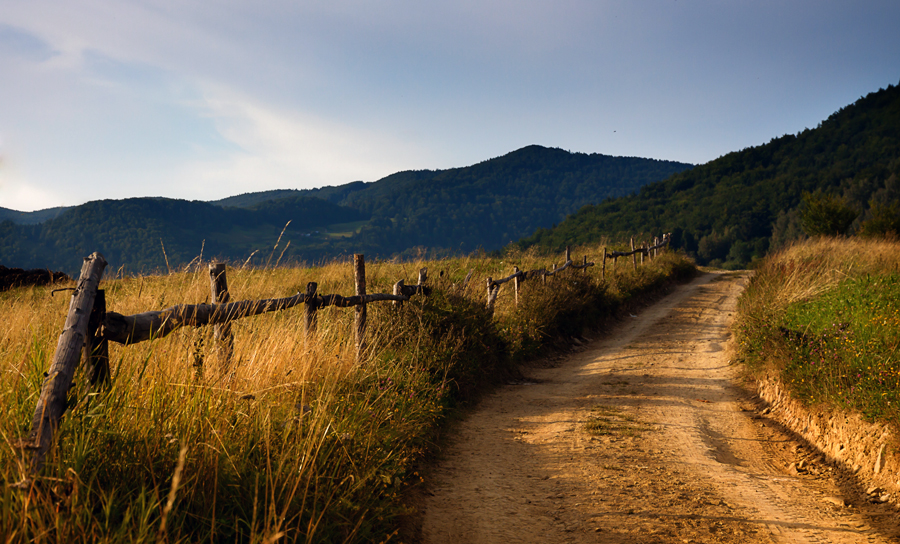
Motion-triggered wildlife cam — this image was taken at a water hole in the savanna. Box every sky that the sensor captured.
[1,1,899,212]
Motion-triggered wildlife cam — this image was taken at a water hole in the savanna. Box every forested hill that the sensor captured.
[519,81,900,268]
[0,196,367,276]
[0,146,691,275]
[0,205,73,225]
[344,146,693,255]
[210,145,693,255]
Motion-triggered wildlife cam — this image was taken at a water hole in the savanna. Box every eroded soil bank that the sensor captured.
[416,272,900,543]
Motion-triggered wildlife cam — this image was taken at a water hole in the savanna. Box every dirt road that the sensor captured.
[419,272,900,543]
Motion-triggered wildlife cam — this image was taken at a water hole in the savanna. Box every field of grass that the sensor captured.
[0,244,695,543]
[734,237,900,425]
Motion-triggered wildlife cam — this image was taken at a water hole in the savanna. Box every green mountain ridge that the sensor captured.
[0,145,691,275]
[0,205,74,225]
[520,80,900,268]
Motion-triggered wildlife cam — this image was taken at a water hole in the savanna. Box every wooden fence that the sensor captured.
[18,235,670,476]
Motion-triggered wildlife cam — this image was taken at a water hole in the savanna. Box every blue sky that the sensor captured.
[1,1,898,212]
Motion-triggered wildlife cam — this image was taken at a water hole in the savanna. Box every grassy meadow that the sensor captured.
[734,237,900,425]
[0,244,695,543]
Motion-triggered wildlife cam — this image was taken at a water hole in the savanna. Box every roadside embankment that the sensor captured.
[734,237,900,505]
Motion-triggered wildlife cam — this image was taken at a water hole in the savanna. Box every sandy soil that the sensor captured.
[417,272,900,543]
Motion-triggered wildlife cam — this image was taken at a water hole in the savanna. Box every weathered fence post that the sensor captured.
[85,289,109,386]
[463,269,474,291]
[393,280,404,309]
[26,252,107,475]
[303,282,318,338]
[354,255,366,361]
[208,263,234,371]
[418,268,427,287]
[631,237,637,271]
[513,266,520,306]
[486,277,500,314]
[602,249,607,280]
[565,246,571,264]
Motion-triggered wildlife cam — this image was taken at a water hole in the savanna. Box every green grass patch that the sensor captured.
[778,273,900,418]
[734,237,900,427]
[324,220,370,238]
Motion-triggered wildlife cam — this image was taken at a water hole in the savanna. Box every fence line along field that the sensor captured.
[0,235,694,543]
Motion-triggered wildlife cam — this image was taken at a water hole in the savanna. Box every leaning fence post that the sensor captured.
[25,252,107,475]
[354,254,367,361]
[85,289,109,386]
[486,277,499,314]
[303,282,318,338]
[209,263,234,372]
[582,255,588,274]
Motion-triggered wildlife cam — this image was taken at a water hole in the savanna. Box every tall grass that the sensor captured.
[0,245,695,542]
[734,236,900,423]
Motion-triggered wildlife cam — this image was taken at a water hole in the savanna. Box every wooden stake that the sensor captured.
[303,282,318,338]
[602,249,607,280]
[631,237,637,271]
[85,289,109,386]
[354,254,366,361]
[26,252,107,475]
[513,266,520,307]
[208,263,234,371]
[393,280,404,309]
[486,278,500,314]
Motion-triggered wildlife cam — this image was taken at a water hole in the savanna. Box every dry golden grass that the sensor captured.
[753,236,900,310]
[0,244,694,543]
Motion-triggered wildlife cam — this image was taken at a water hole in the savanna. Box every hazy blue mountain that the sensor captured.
[0,205,74,225]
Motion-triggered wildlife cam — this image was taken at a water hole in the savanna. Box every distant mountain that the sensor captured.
[0,205,74,225]
[1,196,366,276]
[340,146,693,255]
[210,181,370,208]
[519,80,900,269]
[0,145,693,275]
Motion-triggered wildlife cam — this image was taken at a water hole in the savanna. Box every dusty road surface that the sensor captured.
[419,272,900,543]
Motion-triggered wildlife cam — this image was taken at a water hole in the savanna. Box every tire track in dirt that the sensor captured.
[419,272,900,543]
